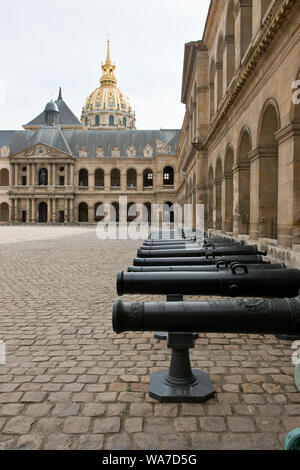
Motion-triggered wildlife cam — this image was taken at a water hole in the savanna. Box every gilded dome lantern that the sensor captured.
[81,41,136,130]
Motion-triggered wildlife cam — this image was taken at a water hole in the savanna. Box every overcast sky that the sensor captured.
[0,0,210,131]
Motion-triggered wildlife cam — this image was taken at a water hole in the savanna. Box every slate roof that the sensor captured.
[3,128,72,156]
[24,89,82,128]
[63,129,180,158]
[0,128,180,158]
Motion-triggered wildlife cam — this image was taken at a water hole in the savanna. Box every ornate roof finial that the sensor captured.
[100,38,117,87]
[58,87,62,100]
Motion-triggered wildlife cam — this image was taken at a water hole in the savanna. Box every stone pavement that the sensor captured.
[0,227,299,450]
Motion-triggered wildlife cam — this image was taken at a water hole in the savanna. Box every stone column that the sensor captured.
[88,205,94,223]
[69,199,74,223]
[48,198,52,224]
[26,198,31,223]
[137,173,143,192]
[31,199,36,223]
[14,198,18,222]
[104,173,110,191]
[15,163,19,186]
[70,164,74,186]
[88,173,94,192]
[32,163,36,186]
[64,198,69,223]
[48,162,52,186]
[9,199,14,223]
[52,198,56,223]
[121,172,126,191]
[276,123,299,248]
[52,163,56,186]
[10,164,14,187]
[196,150,208,232]
[233,162,251,237]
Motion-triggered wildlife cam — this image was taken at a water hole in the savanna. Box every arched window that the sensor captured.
[39,168,48,186]
[127,169,137,188]
[109,115,115,126]
[39,202,48,222]
[123,117,127,127]
[163,166,174,186]
[0,169,9,186]
[143,169,153,188]
[95,115,100,126]
[111,169,120,188]
[79,169,88,187]
[95,169,104,187]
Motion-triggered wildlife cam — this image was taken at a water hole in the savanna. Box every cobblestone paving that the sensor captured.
[0,228,299,450]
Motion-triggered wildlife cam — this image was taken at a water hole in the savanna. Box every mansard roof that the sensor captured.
[0,128,180,158]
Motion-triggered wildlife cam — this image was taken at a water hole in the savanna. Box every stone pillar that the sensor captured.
[31,199,36,223]
[52,198,56,223]
[233,162,251,237]
[9,199,14,223]
[70,164,74,186]
[137,173,143,192]
[88,173,94,192]
[48,162,52,186]
[15,163,19,186]
[196,150,208,232]
[64,198,69,223]
[70,199,74,223]
[222,173,234,233]
[214,179,222,230]
[26,198,31,223]
[52,163,56,186]
[276,124,299,248]
[14,198,18,222]
[88,205,94,223]
[32,163,36,186]
[105,173,110,191]
[48,199,52,224]
[121,172,126,191]
[10,164,14,187]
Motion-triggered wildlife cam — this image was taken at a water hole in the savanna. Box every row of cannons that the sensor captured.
[112,230,300,449]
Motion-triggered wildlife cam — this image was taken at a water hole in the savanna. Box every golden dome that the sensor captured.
[81,41,136,129]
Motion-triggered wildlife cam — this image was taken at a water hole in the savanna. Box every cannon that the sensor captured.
[127,263,286,273]
[137,246,267,258]
[113,297,300,402]
[116,266,300,298]
[133,255,267,266]
[143,238,236,246]
[140,242,246,251]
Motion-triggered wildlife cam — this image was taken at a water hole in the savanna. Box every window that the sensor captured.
[39,168,48,186]
[109,115,115,126]
[22,176,27,186]
[163,167,174,186]
[59,176,65,186]
[95,115,100,126]
[123,117,127,127]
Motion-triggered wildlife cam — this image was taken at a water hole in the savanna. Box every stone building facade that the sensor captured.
[177,0,300,266]
[0,44,179,224]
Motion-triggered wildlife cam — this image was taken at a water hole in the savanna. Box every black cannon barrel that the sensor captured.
[137,246,266,258]
[144,238,231,246]
[117,268,300,298]
[127,263,286,273]
[113,297,300,335]
[140,242,247,251]
[133,255,266,266]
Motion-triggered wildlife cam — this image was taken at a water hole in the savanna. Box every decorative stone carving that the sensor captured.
[79,146,88,158]
[143,144,153,158]
[156,139,170,155]
[127,145,137,158]
[96,146,104,157]
[1,146,10,157]
[111,146,120,157]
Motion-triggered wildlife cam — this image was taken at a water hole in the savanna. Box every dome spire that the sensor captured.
[100,39,117,87]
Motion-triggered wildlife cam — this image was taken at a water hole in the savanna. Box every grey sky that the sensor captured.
[0,0,210,131]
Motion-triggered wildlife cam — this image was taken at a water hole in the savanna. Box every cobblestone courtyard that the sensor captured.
[0,227,299,450]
